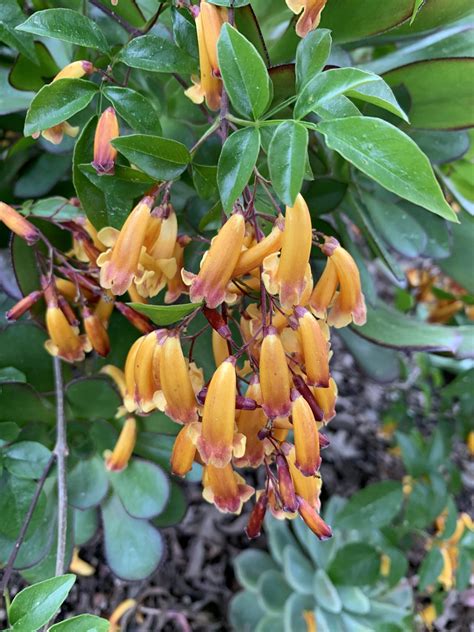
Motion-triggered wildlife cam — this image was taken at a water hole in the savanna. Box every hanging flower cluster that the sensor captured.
[2,183,366,539]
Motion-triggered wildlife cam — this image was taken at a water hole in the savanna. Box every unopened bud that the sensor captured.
[245,493,268,540]
[6,291,42,321]
[276,454,298,513]
[0,202,40,245]
[115,302,155,334]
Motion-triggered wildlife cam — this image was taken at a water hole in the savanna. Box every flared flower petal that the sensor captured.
[188,9,222,110]
[45,303,91,363]
[183,213,246,308]
[202,464,254,514]
[259,327,291,419]
[105,417,137,472]
[311,377,338,423]
[286,0,328,37]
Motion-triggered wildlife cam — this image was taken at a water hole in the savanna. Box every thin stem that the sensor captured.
[88,0,136,34]
[53,356,68,577]
[0,454,55,598]
[190,119,220,154]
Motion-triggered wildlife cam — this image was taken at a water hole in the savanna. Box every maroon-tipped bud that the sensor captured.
[115,303,155,334]
[236,396,258,411]
[276,454,298,513]
[0,202,40,245]
[58,295,79,326]
[92,107,119,175]
[83,306,110,357]
[6,291,42,321]
[292,374,324,422]
[245,493,268,539]
[203,306,232,339]
[297,496,332,540]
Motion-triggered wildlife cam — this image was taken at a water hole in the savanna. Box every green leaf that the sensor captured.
[295,68,380,119]
[328,543,381,586]
[9,574,75,631]
[152,481,187,527]
[66,376,121,421]
[256,616,285,632]
[68,457,109,510]
[217,23,271,119]
[108,458,169,519]
[410,130,470,166]
[337,586,370,615]
[439,211,474,294]
[192,164,218,200]
[217,127,260,212]
[234,549,279,591]
[257,569,292,614]
[296,29,332,90]
[335,481,404,530]
[229,591,266,631]
[0,324,54,392]
[265,516,299,565]
[284,593,315,632]
[354,303,474,358]
[102,493,164,580]
[347,79,408,122]
[0,422,20,447]
[24,79,98,138]
[418,548,444,591]
[385,59,474,130]
[0,382,53,424]
[74,508,99,546]
[16,9,109,51]
[292,518,337,570]
[268,121,307,206]
[0,0,37,63]
[24,197,81,221]
[128,301,199,326]
[4,441,52,479]
[119,33,196,74]
[283,545,314,595]
[313,569,342,613]
[337,327,400,384]
[112,134,190,180]
[317,117,458,222]
[393,0,473,36]
[102,86,161,135]
[171,7,198,59]
[49,614,110,632]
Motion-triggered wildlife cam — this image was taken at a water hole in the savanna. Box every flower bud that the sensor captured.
[53,60,94,82]
[259,327,291,419]
[291,390,321,476]
[100,364,126,398]
[212,329,230,368]
[295,307,330,387]
[297,495,332,540]
[171,425,197,478]
[287,447,322,510]
[233,217,284,278]
[105,417,136,472]
[44,297,91,363]
[83,306,110,357]
[276,454,298,513]
[92,107,119,175]
[245,492,268,539]
[115,303,155,334]
[133,331,163,413]
[6,291,42,321]
[0,202,40,245]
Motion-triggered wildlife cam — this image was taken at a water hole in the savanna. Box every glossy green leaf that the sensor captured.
[328,543,381,586]
[355,304,474,358]
[269,121,307,206]
[410,130,470,166]
[283,545,314,595]
[16,9,109,51]
[218,23,271,119]
[0,422,20,446]
[335,481,404,530]
[337,327,401,383]
[385,59,474,130]
[393,0,473,35]
[102,86,161,135]
[218,127,260,212]
[24,79,98,138]
[9,41,58,92]
[128,301,199,326]
[0,0,37,63]
[192,163,218,200]
[313,569,342,613]
[95,0,146,29]
[24,197,81,221]
[171,7,198,59]
[119,33,196,74]
[318,117,457,222]
[234,549,279,591]
[257,569,292,614]
[108,458,169,519]
[0,382,53,423]
[49,614,110,632]
[296,29,332,90]
[66,377,121,421]
[347,79,408,122]
[9,574,75,631]
[4,441,52,479]
[102,493,164,580]
[0,475,47,540]
[112,134,190,180]
[234,5,270,66]
[0,324,54,392]
[68,457,109,510]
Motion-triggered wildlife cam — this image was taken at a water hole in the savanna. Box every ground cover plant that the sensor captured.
[0,0,473,629]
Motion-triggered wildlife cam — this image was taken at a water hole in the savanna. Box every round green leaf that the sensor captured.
[102,86,161,135]
[317,117,458,222]
[335,481,403,530]
[256,615,285,632]
[328,543,381,586]
[229,590,266,631]
[108,458,169,519]
[313,569,342,613]
[217,23,271,120]
[102,493,164,581]
[234,549,279,591]
[16,9,109,51]
[0,475,47,539]
[4,441,52,479]
[112,134,190,181]
[73,507,99,546]
[0,422,20,446]
[24,79,98,137]
[66,376,121,421]
[283,593,315,632]
[152,481,187,527]
[49,614,110,632]
[257,569,292,614]
[217,127,260,212]
[119,33,196,74]
[283,545,314,595]
[68,457,109,510]
[336,586,370,614]
[264,516,299,565]
[0,382,53,423]
[8,574,75,631]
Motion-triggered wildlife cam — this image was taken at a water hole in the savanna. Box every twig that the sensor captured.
[0,455,56,598]
[53,356,68,577]
[88,0,136,34]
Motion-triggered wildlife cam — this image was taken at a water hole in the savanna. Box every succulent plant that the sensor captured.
[230,496,414,632]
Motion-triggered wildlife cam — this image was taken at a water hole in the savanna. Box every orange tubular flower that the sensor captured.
[171,425,197,477]
[92,107,119,175]
[123,336,144,412]
[133,331,164,414]
[292,391,321,476]
[105,417,137,472]
[97,195,154,296]
[297,496,332,540]
[83,307,110,357]
[6,290,42,320]
[310,237,367,328]
[95,291,115,326]
[277,454,298,512]
[263,194,312,310]
[53,60,94,82]
[0,202,40,245]
[44,295,91,363]
[311,377,338,423]
[100,364,126,399]
[235,378,267,468]
[192,357,245,467]
[182,213,246,308]
[212,329,230,368]
[232,217,284,278]
[286,0,328,38]
[155,333,201,424]
[259,327,291,419]
[287,447,322,510]
[202,463,254,514]
[295,307,330,387]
